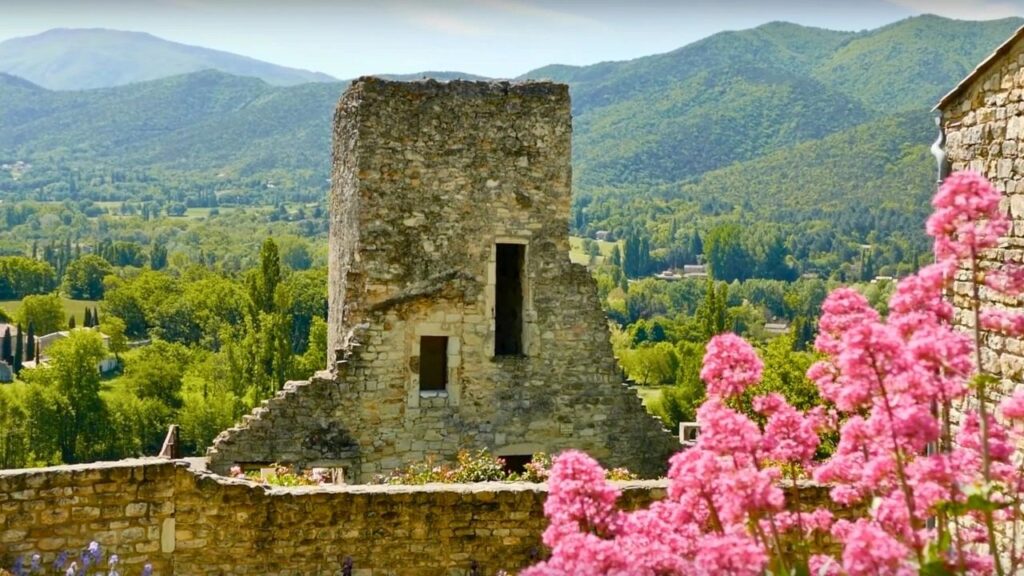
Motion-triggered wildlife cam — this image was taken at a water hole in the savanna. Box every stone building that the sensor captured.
[208,78,678,482]
[938,24,1024,386]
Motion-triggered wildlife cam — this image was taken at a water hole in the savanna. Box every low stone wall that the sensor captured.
[1,458,665,575]
[1,458,846,575]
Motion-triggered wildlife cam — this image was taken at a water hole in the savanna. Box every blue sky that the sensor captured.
[1,0,1023,78]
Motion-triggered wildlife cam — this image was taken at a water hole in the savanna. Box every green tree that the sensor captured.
[249,238,282,316]
[13,324,23,374]
[0,256,57,300]
[26,330,108,462]
[63,254,113,300]
[149,240,168,271]
[99,316,128,362]
[621,342,679,386]
[704,223,754,282]
[121,340,191,409]
[653,341,705,430]
[696,280,730,340]
[16,294,65,335]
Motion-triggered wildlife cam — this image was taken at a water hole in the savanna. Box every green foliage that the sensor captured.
[120,340,190,408]
[696,280,730,340]
[15,293,65,335]
[373,449,637,485]
[652,341,706,430]
[0,256,56,299]
[62,254,113,299]
[23,330,109,463]
[620,342,679,386]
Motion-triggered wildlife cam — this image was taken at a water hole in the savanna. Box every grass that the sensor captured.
[0,298,99,326]
[635,385,668,409]
[568,236,619,267]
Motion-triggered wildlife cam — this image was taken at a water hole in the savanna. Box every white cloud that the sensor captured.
[390,2,499,37]
[474,0,607,30]
[887,0,1024,20]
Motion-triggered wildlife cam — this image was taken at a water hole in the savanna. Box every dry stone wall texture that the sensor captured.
[208,78,678,482]
[941,38,1024,390]
[1,458,848,575]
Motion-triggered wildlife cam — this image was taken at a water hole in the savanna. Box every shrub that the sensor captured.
[527,172,1024,575]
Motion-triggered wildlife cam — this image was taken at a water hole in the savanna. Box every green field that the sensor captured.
[568,236,618,267]
[635,385,667,409]
[0,298,99,326]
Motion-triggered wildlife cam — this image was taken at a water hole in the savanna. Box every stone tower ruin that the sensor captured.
[208,78,678,482]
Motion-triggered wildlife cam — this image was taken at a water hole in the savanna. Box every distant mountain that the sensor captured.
[0,15,1021,206]
[0,28,336,90]
[521,15,1023,190]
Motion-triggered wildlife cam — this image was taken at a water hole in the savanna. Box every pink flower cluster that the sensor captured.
[699,333,764,397]
[529,172,1024,575]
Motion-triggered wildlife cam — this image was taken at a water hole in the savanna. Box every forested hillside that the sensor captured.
[0,14,1019,467]
[0,15,1020,278]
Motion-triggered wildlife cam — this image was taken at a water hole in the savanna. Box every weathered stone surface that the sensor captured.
[207,78,678,481]
[0,459,850,575]
[941,34,1024,394]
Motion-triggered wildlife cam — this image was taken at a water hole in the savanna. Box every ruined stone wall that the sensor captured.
[0,458,664,575]
[1,459,850,576]
[941,43,1024,387]
[0,459,176,575]
[209,78,678,482]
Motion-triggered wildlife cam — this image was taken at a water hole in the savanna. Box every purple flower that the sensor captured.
[108,554,119,566]
[11,556,25,576]
[142,564,153,576]
[88,541,102,563]
[54,551,68,570]
[30,554,40,571]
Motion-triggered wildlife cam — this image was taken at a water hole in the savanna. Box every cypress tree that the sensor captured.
[93,307,100,326]
[83,308,92,328]
[26,323,34,361]
[1,327,11,365]
[68,315,76,329]
[13,324,22,373]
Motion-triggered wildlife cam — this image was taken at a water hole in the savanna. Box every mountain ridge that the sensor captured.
[0,28,337,90]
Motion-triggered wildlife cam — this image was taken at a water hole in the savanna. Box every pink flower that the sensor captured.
[809,554,843,576]
[926,171,1008,262]
[1000,389,1024,420]
[888,261,955,337]
[693,532,767,576]
[833,519,913,576]
[815,288,879,355]
[984,265,1024,294]
[541,450,621,544]
[699,333,763,398]
[696,397,762,456]
[755,393,821,464]
[979,308,1024,337]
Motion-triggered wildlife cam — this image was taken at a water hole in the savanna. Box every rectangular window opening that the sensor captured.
[501,454,533,475]
[419,336,449,391]
[495,243,525,356]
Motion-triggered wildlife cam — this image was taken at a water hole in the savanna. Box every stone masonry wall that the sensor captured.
[209,78,678,481]
[1,458,849,576]
[941,39,1024,389]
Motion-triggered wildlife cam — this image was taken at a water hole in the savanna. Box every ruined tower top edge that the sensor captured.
[343,75,569,98]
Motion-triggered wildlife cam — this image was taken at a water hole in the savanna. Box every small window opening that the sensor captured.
[501,454,533,475]
[495,243,525,356]
[419,336,448,391]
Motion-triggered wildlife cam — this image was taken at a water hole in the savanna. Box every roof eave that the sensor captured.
[935,24,1024,112]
